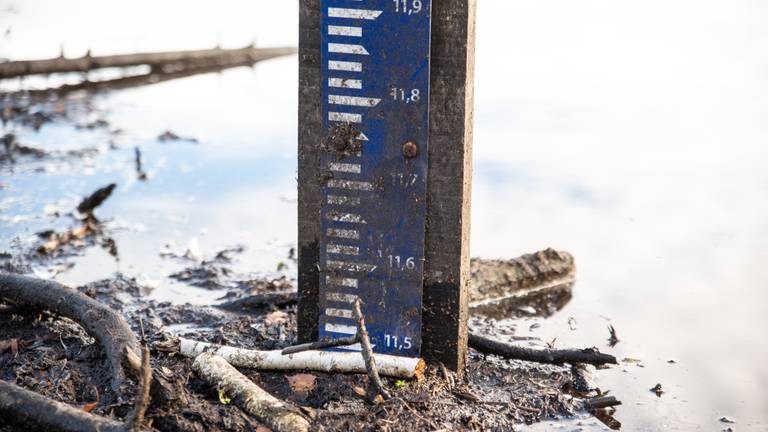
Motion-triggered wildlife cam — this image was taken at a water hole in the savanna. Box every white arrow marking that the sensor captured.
[328,8,383,20]
[329,43,369,55]
[329,95,380,107]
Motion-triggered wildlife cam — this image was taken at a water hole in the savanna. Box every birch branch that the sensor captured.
[192,353,309,432]
[174,337,425,379]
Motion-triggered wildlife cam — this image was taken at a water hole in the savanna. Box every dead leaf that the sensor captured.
[352,385,366,397]
[0,339,18,357]
[287,373,316,399]
[264,310,290,326]
[81,401,98,413]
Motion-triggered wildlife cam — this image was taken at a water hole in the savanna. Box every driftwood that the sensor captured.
[0,45,296,79]
[192,353,309,432]
[469,249,575,304]
[468,333,617,367]
[0,380,127,432]
[172,337,425,379]
[0,274,140,392]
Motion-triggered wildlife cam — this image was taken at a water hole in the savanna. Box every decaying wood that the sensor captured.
[469,249,575,305]
[0,45,297,79]
[172,337,425,379]
[281,335,358,355]
[468,333,617,367]
[0,380,126,432]
[192,353,310,432]
[0,274,140,392]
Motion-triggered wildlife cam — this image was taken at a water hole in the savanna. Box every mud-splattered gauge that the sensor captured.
[318,0,431,357]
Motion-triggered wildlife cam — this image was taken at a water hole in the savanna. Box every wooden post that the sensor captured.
[421,0,476,372]
[297,0,476,373]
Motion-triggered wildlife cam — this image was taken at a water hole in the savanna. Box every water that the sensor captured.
[1,1,767,430]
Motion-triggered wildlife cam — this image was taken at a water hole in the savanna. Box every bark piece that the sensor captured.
[192,353,309,432]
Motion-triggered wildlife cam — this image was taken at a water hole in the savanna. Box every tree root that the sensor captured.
[468,333,617,366]
[0,274,140,393]
[0,380,126,432]
[192,353,310,432]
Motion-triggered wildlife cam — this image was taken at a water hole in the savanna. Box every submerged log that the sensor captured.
[192,353,309,432]
[0,45,296,79]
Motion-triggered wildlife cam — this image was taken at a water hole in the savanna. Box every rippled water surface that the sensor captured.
[1,1,767,430]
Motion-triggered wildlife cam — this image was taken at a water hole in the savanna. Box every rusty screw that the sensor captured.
[402,141,419,159]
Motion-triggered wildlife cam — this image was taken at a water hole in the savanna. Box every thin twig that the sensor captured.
[352,299,391,401]
[468,333,617,366]
[126,345,152,431]
[281,335,359,355]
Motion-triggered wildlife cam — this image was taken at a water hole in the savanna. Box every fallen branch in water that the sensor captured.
[0,45,296,79]
[0,274,140,393]
[167,337,425,379]
[468,333,617,367]
[192,353,310,432]
[0,380,127,432]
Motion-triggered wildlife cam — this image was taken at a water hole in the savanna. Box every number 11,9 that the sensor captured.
[392,0,422,15]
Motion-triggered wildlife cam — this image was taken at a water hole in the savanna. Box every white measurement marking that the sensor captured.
[328,25,362,37]
[329,78,363,89]
[328,60,362,72]
[329,95,380,107]
[327,292,359,303]
[327,195,361,206]
[328,43,369,55]
[324,323,357,335]
[327,228,360,239]
[328,112,362,123]
[325,308,354,319]
[327,260,376,273]
[329,162,362,174]
[326,211,366,224]
[327,179,373,191]
[326,276,359,288]
[328,8,383,20]
[327,244,360,256]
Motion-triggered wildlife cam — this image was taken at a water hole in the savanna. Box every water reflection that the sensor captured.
[1,0,767,430]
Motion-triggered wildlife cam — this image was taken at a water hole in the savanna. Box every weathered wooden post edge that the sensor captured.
[297,0,476,373]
